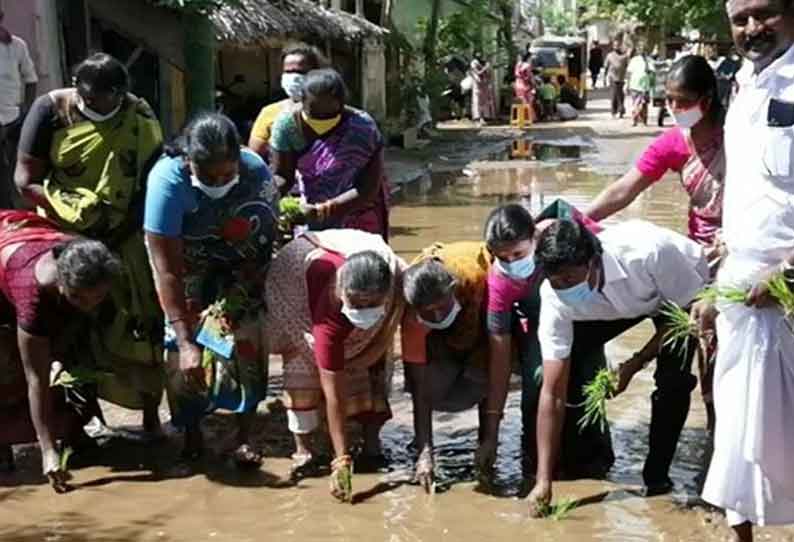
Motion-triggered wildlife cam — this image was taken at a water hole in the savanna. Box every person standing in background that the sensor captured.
[470,52,497,125]
[248,43,325,163]
[514,51,535,108]
[589,44,604,89]
[604,41,629,118]
[0,7,37,209]
[627,45,655,126]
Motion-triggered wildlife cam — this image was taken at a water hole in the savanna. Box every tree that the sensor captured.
[579,0,729,40]
[494,0,517,65]
[541,5,576,36]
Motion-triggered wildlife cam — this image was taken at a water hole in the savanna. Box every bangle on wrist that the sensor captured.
[485,409,503,418]
[318,201,335,222]
[331,454,352,468]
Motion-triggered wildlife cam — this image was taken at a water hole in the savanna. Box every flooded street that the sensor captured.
[3,118,794,541]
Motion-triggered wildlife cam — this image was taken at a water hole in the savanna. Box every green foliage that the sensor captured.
[415,1,497,63]
[542,6,577,36]
[59,447,74,472]
[51,367,111,389]
[660,302,696,359]
[534,497,578,520]
[151,0,239,14]
[765,274,794,319]
[578,0,729,39]
[579,368,618,433]
[279,197,302,222]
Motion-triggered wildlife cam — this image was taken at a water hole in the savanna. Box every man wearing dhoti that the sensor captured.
[698,1,794,540]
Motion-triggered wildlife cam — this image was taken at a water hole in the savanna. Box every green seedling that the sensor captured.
[578,369,618,433]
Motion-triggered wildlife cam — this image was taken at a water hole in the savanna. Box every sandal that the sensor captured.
[289,452,322,480]
[232,444,262,469]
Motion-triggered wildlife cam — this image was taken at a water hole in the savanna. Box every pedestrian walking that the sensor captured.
[604,41,629,118]
[589,44,604,89]
[627,45,654,126]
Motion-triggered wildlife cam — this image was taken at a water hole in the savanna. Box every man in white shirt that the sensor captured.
[0,7,37,208]
[527,219,708,514]
[696,1,794,540]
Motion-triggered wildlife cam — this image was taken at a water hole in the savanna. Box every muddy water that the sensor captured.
[1,147,791,541]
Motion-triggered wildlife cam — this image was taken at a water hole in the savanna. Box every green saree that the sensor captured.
[41,89,164,409]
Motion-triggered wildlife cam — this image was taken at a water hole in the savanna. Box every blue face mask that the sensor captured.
[554,280,596,305]
[496,254,536,280]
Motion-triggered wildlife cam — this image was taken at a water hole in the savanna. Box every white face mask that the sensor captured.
[281,72,306,100]
[671,105,704,129]
[417,298,462,331]
[342,303,386,330]
[76,95,121,122]
[190,174,240,200]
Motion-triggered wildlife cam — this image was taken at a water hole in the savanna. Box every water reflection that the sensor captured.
[2,145,769,542]
[508,140,590,161]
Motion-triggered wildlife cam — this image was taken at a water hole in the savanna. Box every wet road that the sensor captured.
[2,134,793,541]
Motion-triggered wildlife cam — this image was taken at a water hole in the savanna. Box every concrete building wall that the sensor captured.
[361,39,386,120]
[85,0,185,68]
[2,0,64,93]
[218,48,274,100]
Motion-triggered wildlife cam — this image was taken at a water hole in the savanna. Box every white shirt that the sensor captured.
[538,220,708,360]
[0,35,38,125]
[719,45,794,283]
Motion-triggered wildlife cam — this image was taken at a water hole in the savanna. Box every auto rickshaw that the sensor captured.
[530,35,588,109]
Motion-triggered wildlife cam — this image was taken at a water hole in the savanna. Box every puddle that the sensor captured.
[506,140,595,161]
[2,150,784,542]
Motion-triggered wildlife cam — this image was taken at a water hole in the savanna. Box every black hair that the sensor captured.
[543,75,552,84]
[403,258,456,307]
[557,75,566,85]
[667,55,724,124]
[303,68,348,103]
[164,112,241,167]
[53,238,121,291]
[484,204,536,251]
[73,53,129,95]
[281,42,327,70]
[536,220,602,275]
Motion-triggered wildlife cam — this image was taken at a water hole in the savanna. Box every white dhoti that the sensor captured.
[702,43,794,526]
[702,251,794,525]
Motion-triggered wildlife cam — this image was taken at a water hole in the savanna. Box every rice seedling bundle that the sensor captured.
[279,196,302,224]
[534,497,577,520]
[578,368,617,433]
